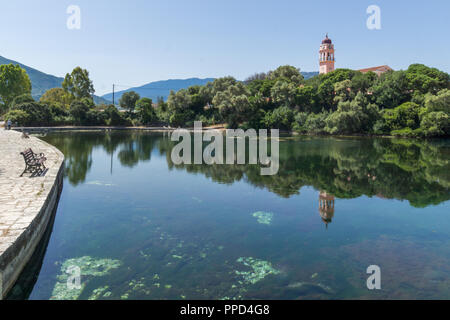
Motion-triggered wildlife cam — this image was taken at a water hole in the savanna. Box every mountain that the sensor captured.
[102,78,215,103]
[302,71,319,79]
[0,54,319,105]
[0,55,64,100]
[0,55,110,104]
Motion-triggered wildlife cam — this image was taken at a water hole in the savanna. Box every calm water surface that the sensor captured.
[8,132,450,300]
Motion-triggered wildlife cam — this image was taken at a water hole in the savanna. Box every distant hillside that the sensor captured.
[102,78,215,103]
[0,55,110,104]
[0,55,318,105]
[302,71,319,79]
[102,73,318,102]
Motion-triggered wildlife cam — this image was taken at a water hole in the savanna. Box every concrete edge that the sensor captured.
[0,137,65,299]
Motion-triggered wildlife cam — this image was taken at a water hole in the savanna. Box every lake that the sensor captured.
[7,131,450,300]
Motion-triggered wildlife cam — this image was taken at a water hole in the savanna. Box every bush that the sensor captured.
[304,112,328,134]
[104,105,130,126]
[382,102,422,133]
[169,111,191,127]
[11,94,34,108]
[372,119,390,135]
[69,100,90,125]
[49,103,69,118]
[424,89,450,113]
[136,98,157,125]
[292,112,309,132]
[85,110,107,126]
[13,102,52,126]
[420,111,449,137]
[263,106,295,130]
[3,110,30,126]
[391,128,424,138]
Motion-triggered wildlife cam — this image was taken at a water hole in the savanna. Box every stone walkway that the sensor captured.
[0,129,64,255]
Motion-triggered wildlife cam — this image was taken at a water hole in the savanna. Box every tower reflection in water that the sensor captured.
[319,191,335,229]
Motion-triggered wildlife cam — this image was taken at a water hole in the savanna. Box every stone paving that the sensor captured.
[0,129,64,256]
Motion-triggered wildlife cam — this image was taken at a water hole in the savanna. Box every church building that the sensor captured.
[319,34,335,74]
[318,34,392,76]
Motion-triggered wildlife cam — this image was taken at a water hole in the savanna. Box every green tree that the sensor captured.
[40,88,73,108]
[105,105,127,126]
[11,93,34,108]
[424,89,450,113]
[136,98,156,125]
[212,83,251,128]
[304,112,329,134]
[3,110,30,126]
[333,80,352,104]
[119,91,141,113]
[263,106,295,130]
[325,92,380,134]
[420,111,449,137]
[0,64,32,108]
[267,65,304,84]
[350,71,377,94]
[270,80,297,107]
[317,69,358,110]
[167,89,193,126]
[295,85,318,113]
[69,100,90,125]
[12,102,51,126]
[62,67,95,99]
[372,71,410,109]
[382,102,423,133]
[406,64,450,94]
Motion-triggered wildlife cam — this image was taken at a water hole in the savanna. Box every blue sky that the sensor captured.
[0,0,449,95]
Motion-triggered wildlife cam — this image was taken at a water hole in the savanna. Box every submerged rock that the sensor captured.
[252,211,274,225]
[86,181,117,187]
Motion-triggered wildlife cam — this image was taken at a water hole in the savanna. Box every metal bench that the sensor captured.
[20,148,47,177]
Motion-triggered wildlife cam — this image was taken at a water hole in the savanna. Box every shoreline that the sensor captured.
[9,126,449,140]
[0,130,64,299]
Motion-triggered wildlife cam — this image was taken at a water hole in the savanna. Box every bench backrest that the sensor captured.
[21,149,37,163]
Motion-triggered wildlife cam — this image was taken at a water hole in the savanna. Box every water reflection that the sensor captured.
[42,132,450,208]
[319,191,335,228]
[13,131,448,300]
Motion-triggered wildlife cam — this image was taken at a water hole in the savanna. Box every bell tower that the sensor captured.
[319,34,335,74]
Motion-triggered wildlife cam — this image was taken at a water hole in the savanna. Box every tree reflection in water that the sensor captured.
[42,132,450,208]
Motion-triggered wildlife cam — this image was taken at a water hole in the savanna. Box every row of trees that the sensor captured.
[0,65,135,127]
[1,63,449,137]
[118,63,449,137]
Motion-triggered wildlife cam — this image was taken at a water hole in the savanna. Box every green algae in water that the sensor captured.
[119,278,150,298]
[235,257,280,285]
[88,286,110,300]
[252,211,274,225]
[51,256,121,300]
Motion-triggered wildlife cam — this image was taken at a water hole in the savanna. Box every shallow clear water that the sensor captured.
[8,132,450,300]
